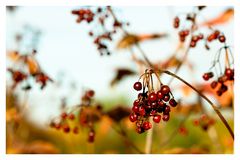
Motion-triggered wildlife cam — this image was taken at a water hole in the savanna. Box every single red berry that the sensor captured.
[202,72,213,81]
[133,82,142,91]
[216,90,223,96]
[164,105,171,113]
[157,90,164,99]
[161,85,170,94]
[220,84,228,93]
[68,113,75,120]
[63,124,70,133]
[153,115,161,123]
[163,94,170,102]
[86,90,95,98]
[73,126,79,134]
[190,41,196,48]
[129,113,138,122]
[150,110,157,116]
[158,100,165,107]
[138,107,146,116]
[55,123,61,130]
[169,99,178,107]
[61,112,68,119]
[225,68,234,79]
[136,127,144,134]
[132,105,139,113]
[193,119,199,126]
[151,101,157,108]
[133,99,140,106]
[218,35,226,43]
[162,114,170,121]
[148,92,157,102]
[210,81,218,89]
[143,121,152,130]
[88,130,95,143]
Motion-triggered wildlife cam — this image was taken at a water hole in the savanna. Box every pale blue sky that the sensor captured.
[6,6,233,126]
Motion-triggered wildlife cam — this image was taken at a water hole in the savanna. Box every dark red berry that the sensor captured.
[148,92,157,102]
[162,114,170,121]
[138,107,146,116]
[68,113,75,120]
[225,68,234,79]
[150,110,157,116]
[86,90,95,98]
[169,99,178,107]
[73,126,79,134]
[220,84,228,93]
[143,121,152,130]
[157,90,164,99]
[163,94,170,102]
[202,72,213,81]
[164,105,171,113]
[132,105,139,113]
[63,124,70,133]
[158,100,165,107]
[88,130,95,143]
[161,85,170,94]
[151,101,157,108]
[210,81,218,89]
[218,35,226,43]
[136,127,144,134]
[61,112,68,119]
[190,41,196,48]
[153,115,161,123]
[129,113,138,122]
[133,82,142,91]
[133,99,140,106]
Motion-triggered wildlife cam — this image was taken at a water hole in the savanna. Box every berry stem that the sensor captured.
[160,70,234,139]
[145,119,154,154]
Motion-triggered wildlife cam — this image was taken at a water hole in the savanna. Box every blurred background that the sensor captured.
[6,6,234,154]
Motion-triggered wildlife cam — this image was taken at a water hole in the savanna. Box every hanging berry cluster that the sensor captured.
[129,69,178,134]
[7,50,53,90]
[193,114,215,131]
[72,6,129,56]
[50,89,103,143]
[202,46,234,96]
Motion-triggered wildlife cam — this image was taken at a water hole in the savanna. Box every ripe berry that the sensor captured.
[190,41,196,48]
[86,90,95,98]
[163,94,170,102]
[148,92,157,102]
[136,127,144,134]
[150,110,156,116]
[220,84,228,93]
[68,113,75,120]
[133,99,140,106]
[164,105,171,113]
[61,112,68,119]
[169,99,178,107]
[88,130,95,143]
[132,105,139,112]
[143,121,152,130]
[129,113,138,122]
[162,114,170,121]
[153,115,161,123]
[218,35,226,43]
[133,82,142,91]
[225,68,234,79]
[138,107,146,116]
[210,81,218,89]
[151,101,157,108]
[161,85,170,94]
[62,124,70,133]
[157,90,164,99]
[158,100,165,107]
[73,126,79,134]
[202,72,213,81]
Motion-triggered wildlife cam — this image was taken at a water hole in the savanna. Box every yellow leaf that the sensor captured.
[7,51,20,62]
[26,56,40,75]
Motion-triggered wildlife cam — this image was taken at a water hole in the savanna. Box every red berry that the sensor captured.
[153,115,161,123]
[218,35,226,43]
[143,121,152,130]
[210,81,218,89]
[164,105,171,113]
[148,92,157,102]
[169,99,178,107]
[162,114,170,121]
[73,126,79,134]
[202,72,213,81]
[157,90,164,99]
[151,101,157,108]
[133,99,140,106]
[61,112,68,119]
[163,94,170,102]
[62,124,70,133]
[225,68,234,79]
[132,105,139,113]
[88,130,95,143]
[150,110,156,116]
[190,41,196,48]
[136,127,144,134]
[161,85,170,94]
[133,82,142,91]
[129,113,138,122]
[138,107,146,116]
[86,90,95,98]
[158,100,165,107]
[68,113,75,120]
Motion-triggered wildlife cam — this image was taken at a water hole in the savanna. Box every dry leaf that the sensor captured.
[7,51,20,62]
[110,68,136,86]
[201,8,233,26]
[26,56,40,75]
[117,33,167,49]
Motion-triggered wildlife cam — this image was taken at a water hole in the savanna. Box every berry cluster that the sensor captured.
[189,33,204,48]
[178,29,190,42]
[72,9,95,23]
[50,89,102,143]
[173,16,180,28]
[72,7,129,56]
[193,114,215,131]
[129,69,178,134]
[202,67,234,96]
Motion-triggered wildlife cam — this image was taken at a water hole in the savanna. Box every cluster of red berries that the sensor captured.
[193,114,215,131]
[202,68,234,96]
[72,9,95,23]
[178,29,190,42]
[72,7,129,56]
[50,89,101,143]
[129,70,178,134]
[189,33,204,48]
[7,69,27,89]
[173,16,180,28]
[207,30,226,43]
